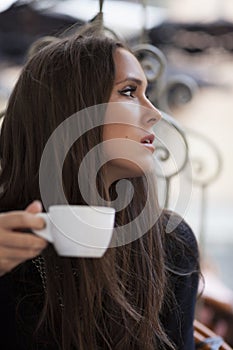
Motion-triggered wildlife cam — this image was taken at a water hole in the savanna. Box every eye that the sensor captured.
[118,86,137,98]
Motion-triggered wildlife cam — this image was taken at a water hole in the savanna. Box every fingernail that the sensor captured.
[33,200,42,207]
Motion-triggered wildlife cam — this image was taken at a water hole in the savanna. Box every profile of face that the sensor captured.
[103,48,161,185]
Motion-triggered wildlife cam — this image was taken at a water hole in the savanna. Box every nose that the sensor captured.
[141,98,162,127]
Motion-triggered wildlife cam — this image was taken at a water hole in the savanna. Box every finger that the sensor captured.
[26,200,42,214]
[0,258,23,277]
[0,230,48,250]
[0,211,45,230]
[0,245,45,261]
[0,254,41,277]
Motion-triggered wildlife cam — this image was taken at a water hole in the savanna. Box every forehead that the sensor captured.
[113,48,146,82]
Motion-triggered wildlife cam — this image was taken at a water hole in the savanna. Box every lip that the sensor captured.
[140,133,155,144]
[140,133,156,153]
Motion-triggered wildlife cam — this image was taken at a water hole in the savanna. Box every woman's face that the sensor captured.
[103,47,161,185]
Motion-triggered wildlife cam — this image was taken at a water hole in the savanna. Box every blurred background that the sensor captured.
[0,0,233,345]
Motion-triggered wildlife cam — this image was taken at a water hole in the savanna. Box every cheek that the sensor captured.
[102,125,132,162]
[103,124,120,141]
[103,124,133,141]
[104,102,142,131]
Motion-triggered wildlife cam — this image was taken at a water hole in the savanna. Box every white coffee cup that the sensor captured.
[33,205,115,257]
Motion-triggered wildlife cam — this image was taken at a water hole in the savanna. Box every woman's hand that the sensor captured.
[0,201,47,277]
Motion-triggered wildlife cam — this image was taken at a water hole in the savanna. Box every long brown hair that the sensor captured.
[0,25,184,349]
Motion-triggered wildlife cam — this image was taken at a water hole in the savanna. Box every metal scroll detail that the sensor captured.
[132,43,167,110]
[184,129,223,253]
[184,129,223,188]
[153,111,190,210]
[133,0,199,114]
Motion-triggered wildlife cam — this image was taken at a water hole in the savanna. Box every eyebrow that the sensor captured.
[115,77,143,86]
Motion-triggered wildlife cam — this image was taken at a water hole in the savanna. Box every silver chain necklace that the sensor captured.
[32,255,78,308]
[32,255,47,291]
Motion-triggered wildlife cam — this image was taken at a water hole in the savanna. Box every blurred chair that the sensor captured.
[194,319,232,350]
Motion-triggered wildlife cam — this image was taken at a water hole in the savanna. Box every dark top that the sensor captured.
[0,215,199,350]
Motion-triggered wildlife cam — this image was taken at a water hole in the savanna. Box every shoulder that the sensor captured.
[162,210,198,250]
[161,210,199,273]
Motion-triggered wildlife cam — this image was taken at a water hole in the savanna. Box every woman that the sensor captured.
[0,23,199,349]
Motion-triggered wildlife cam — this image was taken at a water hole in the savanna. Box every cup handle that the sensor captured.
[33,213,53,243]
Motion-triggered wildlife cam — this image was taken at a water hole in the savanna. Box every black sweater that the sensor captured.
[0,216,199,350]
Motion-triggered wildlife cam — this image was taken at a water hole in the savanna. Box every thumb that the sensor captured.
[26,200,43,214]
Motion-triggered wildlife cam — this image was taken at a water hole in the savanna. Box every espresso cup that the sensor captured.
[33,205,115,257]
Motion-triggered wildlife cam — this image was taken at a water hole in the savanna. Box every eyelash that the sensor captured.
[118,87,151,102]
[118,86,137,98]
